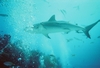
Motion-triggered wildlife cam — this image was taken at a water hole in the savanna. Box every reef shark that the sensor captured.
[24,15,100,39]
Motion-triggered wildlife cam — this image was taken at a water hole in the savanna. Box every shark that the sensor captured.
[24,15,100,39]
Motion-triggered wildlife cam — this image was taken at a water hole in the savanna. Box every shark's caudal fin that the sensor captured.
[83,20,100,39]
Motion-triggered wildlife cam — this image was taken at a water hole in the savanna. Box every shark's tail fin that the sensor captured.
[83,20,100,39]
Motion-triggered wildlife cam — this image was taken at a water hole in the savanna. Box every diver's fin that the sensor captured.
[43,34,51,39]
[48,15,56,21]
[83,20,100,39]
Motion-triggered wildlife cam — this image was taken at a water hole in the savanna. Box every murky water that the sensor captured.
[0,0,100,68]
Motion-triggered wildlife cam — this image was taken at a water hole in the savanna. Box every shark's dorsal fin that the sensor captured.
[48,15,56,21]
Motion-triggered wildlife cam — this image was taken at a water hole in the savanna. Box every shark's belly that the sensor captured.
[41,27,69,34]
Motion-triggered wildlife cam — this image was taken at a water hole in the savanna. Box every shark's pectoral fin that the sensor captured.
[76,30,83,33]
[63,28,70,34]
[43,34,51,39]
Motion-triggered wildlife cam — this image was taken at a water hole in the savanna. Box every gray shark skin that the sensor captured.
[24,15,100,39]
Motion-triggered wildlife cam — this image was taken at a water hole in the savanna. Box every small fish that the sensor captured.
[90,13,95,16]
[43,0,49,3]
[72,54,75,56]
[0,14,8,17]
[1,31,3,32]
[4,61,15,66]
[66,39,73,42]
[60,9,67,18]
[74,37,82,41]
[97,36,100,38]
[73,5,80,10]
[90,42,94,44]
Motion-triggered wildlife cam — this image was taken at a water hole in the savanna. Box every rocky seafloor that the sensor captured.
[0,34,62,68]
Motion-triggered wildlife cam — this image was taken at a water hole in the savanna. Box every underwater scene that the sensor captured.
[0,0,100,68]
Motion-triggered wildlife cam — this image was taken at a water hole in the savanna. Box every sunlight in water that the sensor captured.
[0,0,100,68]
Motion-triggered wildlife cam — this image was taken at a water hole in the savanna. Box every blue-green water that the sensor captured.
[0,0,100,68]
